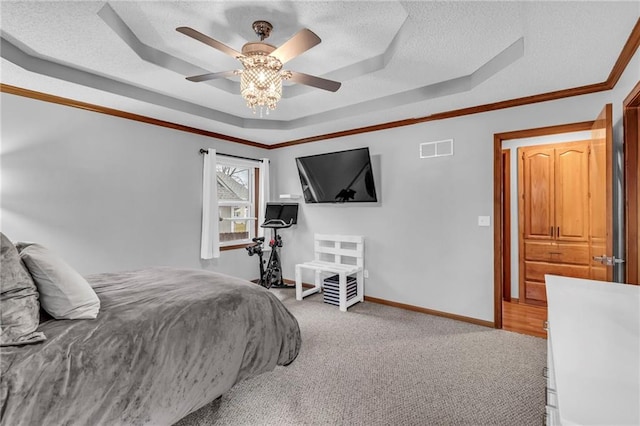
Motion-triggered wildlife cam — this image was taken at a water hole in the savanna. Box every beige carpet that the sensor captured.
[176,289,546,425]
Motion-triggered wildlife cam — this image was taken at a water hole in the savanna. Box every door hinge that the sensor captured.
[592,255,625,266]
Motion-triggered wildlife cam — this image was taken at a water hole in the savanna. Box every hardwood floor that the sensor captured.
[502,299,548,338]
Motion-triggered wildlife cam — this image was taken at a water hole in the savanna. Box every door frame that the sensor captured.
[502,149,511,302]
[624,80,640,284]
[493,121,594,328]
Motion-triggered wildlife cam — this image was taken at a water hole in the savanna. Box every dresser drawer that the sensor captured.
[524,242,554,262]
[524,261,590,282]
[525,241,589,265]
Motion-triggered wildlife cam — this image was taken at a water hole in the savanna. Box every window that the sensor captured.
[216,156,259,247]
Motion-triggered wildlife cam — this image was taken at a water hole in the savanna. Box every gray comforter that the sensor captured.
[0,267,301,425]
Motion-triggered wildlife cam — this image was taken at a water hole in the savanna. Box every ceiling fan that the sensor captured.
[176,20,341,112]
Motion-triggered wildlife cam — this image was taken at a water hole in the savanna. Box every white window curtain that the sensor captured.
[201,148,220,259]
[258,158,270,239]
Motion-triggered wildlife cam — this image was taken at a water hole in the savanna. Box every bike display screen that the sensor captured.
[264,203,299,225]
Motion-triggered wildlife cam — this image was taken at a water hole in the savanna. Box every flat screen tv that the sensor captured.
[295,147,378,203]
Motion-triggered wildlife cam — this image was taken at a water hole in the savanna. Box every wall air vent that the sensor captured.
[420,139,454,158]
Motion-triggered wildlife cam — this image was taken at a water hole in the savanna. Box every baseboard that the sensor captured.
[251,278,312,288]
[249,278,297,288]
[364,296,495,328]
[283,278,313,288]
[279,277,493,328]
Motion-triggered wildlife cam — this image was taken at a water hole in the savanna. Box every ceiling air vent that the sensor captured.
[420,139,454,159]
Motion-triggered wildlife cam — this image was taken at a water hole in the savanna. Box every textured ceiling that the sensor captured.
[1,1,639,144]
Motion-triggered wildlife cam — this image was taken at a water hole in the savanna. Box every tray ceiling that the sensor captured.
[1,1,639,144]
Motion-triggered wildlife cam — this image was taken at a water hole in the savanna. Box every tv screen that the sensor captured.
[295,147,378,203]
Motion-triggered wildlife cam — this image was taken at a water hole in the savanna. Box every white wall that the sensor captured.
[2,48,637,323]
[0,94,268,279]
[271,48,640,322]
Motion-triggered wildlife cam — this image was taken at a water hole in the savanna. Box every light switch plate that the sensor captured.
[478,216,491,227]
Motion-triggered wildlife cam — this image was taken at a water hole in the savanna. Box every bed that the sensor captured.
[0,262,301,425]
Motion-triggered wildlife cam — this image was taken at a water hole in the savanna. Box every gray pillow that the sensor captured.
[0,233,46,346]
[19,243,100,319]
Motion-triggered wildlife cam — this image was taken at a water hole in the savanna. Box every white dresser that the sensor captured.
[545,330,560,425]
[545,275,640,425]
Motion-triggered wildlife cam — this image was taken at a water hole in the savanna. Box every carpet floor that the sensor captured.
[176,289,546,425]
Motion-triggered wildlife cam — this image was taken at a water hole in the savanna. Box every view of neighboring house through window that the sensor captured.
[216,156,258,246]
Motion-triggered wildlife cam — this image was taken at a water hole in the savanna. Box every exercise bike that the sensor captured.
[246,203,298,289]
[246,229,284,289]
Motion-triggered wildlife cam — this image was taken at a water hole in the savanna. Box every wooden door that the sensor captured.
[520,146,555,241]
[589,104,614,281]
[555,142,590,242]
[624,82,639,285]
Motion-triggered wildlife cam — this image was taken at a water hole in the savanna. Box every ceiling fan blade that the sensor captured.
[271,28,321,64]
[289,71,341,92]
[176,27,243,58]
[186,70,238,83]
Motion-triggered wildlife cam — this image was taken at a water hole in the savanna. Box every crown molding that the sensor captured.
[0,84,264,148]
[2,19,638,149]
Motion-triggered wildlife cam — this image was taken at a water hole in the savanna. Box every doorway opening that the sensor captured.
[496,124,594,337]
[493,107,617,335]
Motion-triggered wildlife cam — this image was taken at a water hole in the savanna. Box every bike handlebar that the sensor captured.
[261,219,294,229]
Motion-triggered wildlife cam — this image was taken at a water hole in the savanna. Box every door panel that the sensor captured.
[589,139,608,280]
[623,83,639,284]
[589,104,614,281]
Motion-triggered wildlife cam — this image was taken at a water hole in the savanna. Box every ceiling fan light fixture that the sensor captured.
[179,20,340,116]
[238,53,291,115]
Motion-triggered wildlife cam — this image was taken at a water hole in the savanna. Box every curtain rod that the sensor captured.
[199,149,265,162]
